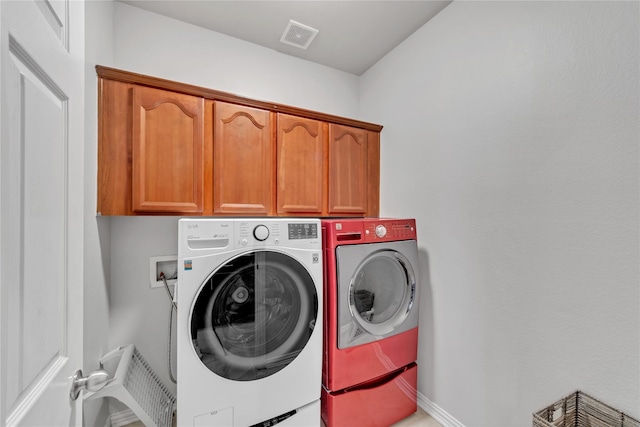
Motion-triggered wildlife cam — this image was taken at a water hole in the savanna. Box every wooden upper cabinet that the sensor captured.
[132,86,205,213]
[328,124,368,215]
[277,114,326,215]
[96,66,381,217]
[213,102,274,215]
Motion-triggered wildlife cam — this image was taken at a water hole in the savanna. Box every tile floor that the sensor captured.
[392,407,442,427]
[122,407,440,427]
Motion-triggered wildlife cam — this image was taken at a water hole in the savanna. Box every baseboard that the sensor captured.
[105,409,139,427]
[417,392,465,427]
[106,393,460,427]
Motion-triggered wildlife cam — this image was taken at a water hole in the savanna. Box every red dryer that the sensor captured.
[321,218,420,427]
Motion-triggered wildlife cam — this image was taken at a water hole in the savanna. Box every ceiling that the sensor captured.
[117,0,452,76]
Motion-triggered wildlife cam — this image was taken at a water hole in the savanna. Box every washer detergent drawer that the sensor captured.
[321,363,417,427]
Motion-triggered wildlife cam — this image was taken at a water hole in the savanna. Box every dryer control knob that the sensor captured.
[375,225,387,238]
[253,225,270,241]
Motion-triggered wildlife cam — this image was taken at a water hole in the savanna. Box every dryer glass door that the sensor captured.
[190,250,318,381]
[337,241,418,349]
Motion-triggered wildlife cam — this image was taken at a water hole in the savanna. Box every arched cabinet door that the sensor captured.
[213,101,274,215]
[132,86,204,213]
[328,123,368,215]
[277,114,326,215]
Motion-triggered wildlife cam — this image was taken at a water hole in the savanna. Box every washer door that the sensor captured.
[191,250,318,381]
[337,240,419,349]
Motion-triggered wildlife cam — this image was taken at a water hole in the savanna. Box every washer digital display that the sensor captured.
[288,223,318,240]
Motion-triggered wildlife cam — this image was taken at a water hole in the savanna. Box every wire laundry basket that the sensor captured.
[533,391,639,427]
[85,344,176,427]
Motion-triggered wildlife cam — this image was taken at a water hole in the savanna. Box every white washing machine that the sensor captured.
[177,218,322,427]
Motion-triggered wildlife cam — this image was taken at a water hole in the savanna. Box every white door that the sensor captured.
[0,0,85,426]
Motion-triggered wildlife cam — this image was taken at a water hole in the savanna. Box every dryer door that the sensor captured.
[190,250,318,381]
[337,240,419,349]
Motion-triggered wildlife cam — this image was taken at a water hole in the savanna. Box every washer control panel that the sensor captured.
[180,219,322,257]
[238,221,281,246]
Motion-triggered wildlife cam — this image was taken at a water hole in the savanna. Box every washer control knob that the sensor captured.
[253,225,270,241]
[375,225,387,238]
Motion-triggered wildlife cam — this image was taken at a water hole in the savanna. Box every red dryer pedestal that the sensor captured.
[321,218,420,427]
[322,363,417,427]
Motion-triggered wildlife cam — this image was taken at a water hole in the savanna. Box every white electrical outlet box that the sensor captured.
[150,255,178,288]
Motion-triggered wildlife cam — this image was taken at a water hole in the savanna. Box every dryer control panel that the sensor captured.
[322,218,417,248]
[363,219,416,242]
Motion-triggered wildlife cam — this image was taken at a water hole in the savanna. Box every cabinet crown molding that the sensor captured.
[95,65,383,132]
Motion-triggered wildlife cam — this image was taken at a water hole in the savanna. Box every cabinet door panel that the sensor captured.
[132,86,204,213]
[328,124,368,215]
[277,114,326,215]
[98,79,131,215]
[366,130,380,217]
[213,102,274,215]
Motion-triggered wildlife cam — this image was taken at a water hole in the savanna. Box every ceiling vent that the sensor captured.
[280,20,319,50]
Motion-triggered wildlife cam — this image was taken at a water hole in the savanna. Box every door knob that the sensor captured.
[69,369,110,401]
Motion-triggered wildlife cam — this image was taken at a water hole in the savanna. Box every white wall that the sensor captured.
[84,1,114,425]
[101,2,639,425]
[112,2,359,117]
[359,1,639,425]
[107,2,361,397]
[108,217,180,393]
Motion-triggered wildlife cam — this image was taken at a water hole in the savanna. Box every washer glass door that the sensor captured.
[191,251,318,381]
